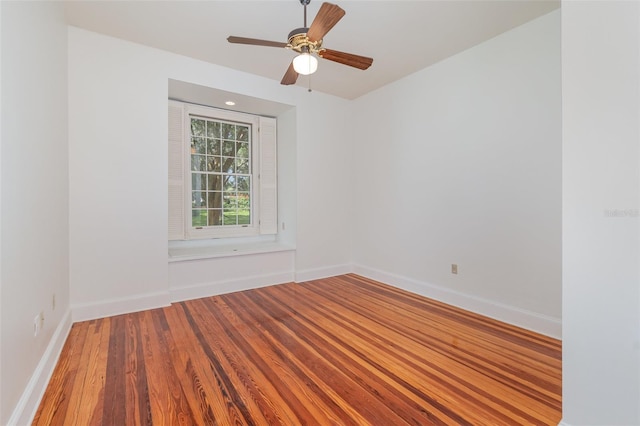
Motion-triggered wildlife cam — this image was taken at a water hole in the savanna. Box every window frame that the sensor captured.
[184,104,261,240]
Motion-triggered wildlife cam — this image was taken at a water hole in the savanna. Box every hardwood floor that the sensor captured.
[34,274,561,425]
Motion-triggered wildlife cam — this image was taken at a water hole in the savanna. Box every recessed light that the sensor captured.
[225,101,236,106]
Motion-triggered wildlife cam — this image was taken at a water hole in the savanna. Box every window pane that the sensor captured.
[223,194,237,210]
[191,137,206,154]
[191,119,205,137]
[222,157,235,173]
[237,176,250,192]
[221,123,235,139]
[208,175,222,191]
[208,209,222,226]
[207,156,221,172]
[238,211,250,225]
[236,158,249,174]
[224,176,236,192]
[191,155,206,171]
[207,191,222,209]
[224,158,236,174]
[238,193,250,225]
[223,211,238,225]
[238,193,250,208]
[237,142,249,159]
[192,191,206,207]
[208,139,221,155]
[192,209,207,227]
[192,173,206,191]
[222,157,237,173]
[237,126,249,142]
[222,140,235,156]
[206,121,220,138]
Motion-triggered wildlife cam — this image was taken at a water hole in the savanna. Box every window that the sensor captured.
[169,101,277,240]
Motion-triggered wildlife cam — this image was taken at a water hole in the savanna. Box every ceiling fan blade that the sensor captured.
[281,62,299,85]
[306,2,345,42]
[227,36,287,48]
[318,49,373,70]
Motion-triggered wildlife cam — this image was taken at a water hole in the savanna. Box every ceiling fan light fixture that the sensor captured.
[293,52,318,75]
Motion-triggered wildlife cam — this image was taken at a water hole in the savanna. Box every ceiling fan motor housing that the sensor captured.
[287,27,322,54]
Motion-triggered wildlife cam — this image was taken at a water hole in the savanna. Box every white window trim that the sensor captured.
[168,100,277,241]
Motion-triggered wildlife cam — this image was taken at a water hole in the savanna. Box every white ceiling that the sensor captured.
[64,0,560,100]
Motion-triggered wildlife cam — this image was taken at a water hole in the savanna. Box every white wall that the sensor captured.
[68,27,172,319]
[294,92,353,281]
[351,11,562,337]
[169,251,295,302]
[0,2,70,424]
[561,1,640,424]
[68,27,353,319]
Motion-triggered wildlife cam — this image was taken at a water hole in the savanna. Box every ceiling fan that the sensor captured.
[227,0,373,86]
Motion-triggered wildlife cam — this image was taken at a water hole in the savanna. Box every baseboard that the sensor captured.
[72,290,171,322]
[7,309,73,426]
[294,263,352,283]
[352,264,562,339]
[170,271,294,302]
[557,420,571,426]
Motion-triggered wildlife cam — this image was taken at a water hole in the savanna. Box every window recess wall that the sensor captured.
[168,100,277,241]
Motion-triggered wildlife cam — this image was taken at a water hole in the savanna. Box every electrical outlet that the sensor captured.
[451,264,458,274]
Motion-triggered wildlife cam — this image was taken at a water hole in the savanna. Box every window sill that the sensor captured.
[168,241,295,262]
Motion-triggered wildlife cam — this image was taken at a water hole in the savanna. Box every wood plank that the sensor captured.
[140,308,196,425]
[34,274,562,425]
[159,304,221,425]
[62,319,109,425]
[32,321,87,426]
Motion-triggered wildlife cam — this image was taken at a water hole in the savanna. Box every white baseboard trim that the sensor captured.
[170,271,295,303]
[352,264,562,339]
[7,309,73,426]
[294,264,352,283]
[557,420,571,426]
[72,290,171,322]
